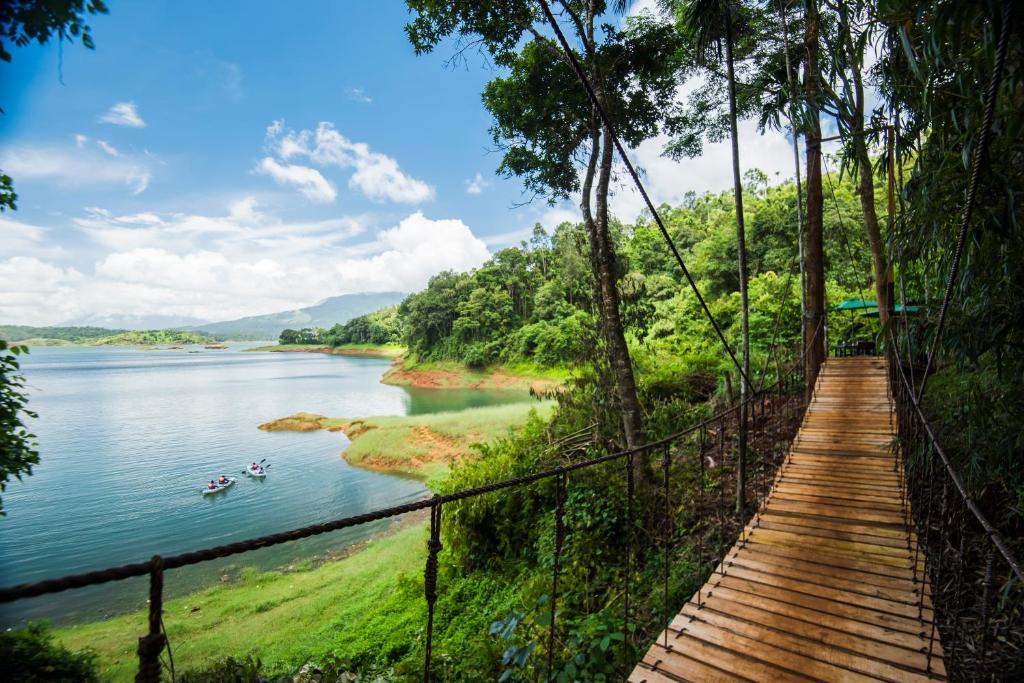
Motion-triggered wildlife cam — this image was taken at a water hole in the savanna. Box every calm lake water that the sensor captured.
[0,345,530,627]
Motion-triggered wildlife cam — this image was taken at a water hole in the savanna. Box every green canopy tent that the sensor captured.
[832,298,878,311]
[831,299,880,356]
[860,304,921,319]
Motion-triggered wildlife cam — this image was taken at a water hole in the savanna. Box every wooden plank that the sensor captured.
[756,512,911,542]
[670,614,882,683]
[727,545,925,595]
[647,637,812,683]
[763,500,908,526]
[739,538,917,578]
[674,606,939,682]
[701,584,931,652]
[639,644,753,682]
[717,564,928,620]
[771,491,905,514]
[706,573,932,633]
[724,550,923,602]
[686,596,942,675]
[629,664,690,683]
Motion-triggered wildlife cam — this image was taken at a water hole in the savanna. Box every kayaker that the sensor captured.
[218,475,227,485]
[257,466,264,474]
[208,481,216,490]
[250,462,258,471]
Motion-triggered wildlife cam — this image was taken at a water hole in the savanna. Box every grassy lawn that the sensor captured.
[55,522,429,681]
[382,358,570,390]
[325,401,554,484]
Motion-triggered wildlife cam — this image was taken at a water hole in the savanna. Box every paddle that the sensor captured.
[242,458,267,474]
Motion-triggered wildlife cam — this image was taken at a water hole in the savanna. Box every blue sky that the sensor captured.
[0,0,797,326]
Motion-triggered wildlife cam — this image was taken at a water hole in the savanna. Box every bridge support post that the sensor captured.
[135,555,166,683]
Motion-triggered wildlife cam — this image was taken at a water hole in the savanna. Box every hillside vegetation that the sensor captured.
[282,174,873,379]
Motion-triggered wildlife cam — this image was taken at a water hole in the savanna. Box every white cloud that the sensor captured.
[96,140,121,157]
[0,203,490,325]
[346,87,372,104]
[266,121,434,204]
[465,172,490,195]
[255,157,337,203]
[609,119,799,222]
[330,212,489,292]
[0,257,84,325]
[99,101,146,128]
[0,143,152,195]
[0,217,68,259]
[484,206,580,247]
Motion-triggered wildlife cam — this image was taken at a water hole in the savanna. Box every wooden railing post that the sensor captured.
[136,555,165,683]
[423,498,443,682]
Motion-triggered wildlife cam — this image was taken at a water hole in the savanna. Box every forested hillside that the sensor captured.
[288,171,873,380]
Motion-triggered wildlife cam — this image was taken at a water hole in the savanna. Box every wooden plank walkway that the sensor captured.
[630,357,945,682]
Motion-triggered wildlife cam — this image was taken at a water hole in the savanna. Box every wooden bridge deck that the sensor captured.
[630,357,945,682]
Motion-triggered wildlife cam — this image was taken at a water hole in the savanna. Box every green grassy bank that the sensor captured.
[381,358,569,391]
[56,522,430,681]
[244,343,405,358]
[260,402,554,484]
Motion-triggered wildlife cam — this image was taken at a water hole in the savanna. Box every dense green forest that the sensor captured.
[0,326,215,347]
[0,326,128,343]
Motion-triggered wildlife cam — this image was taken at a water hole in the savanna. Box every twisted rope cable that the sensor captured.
[889,334,1024,583]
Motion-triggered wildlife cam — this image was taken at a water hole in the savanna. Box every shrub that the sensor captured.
[0,622,99,682]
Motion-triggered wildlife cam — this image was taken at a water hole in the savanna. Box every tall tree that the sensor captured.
[819,0,889,327]
[676,0,752,512]
[802,0,826,395]
[406,1,681,450]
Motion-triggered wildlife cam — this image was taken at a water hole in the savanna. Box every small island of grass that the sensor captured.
[259,402,554,484]
[244,343,404,358]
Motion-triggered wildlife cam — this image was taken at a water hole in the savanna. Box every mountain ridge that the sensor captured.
[183,292,407,340]
[3,292,408,343]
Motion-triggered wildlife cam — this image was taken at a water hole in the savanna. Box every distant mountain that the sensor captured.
[185,292,407,340]
[61,313,212,330]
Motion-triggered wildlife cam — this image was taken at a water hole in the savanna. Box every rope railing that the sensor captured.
[0,358,810,682]
[888,337,1024,680]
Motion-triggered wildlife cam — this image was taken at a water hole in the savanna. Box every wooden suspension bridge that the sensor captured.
[631,356,945,682]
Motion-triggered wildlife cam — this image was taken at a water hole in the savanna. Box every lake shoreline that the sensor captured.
[244,343,404,358]
[248,343,565,394]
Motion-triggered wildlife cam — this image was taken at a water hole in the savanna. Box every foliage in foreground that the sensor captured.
[0,622,99,682]
[0,340,38,515]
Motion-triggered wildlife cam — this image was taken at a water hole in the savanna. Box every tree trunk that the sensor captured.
[803,0,826,397]
[579,107,644,453]
[725,27,750,515]
[834,0,888,331]
[847,33,889,331]
[594,123,644,451]
[856,150,889,329]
